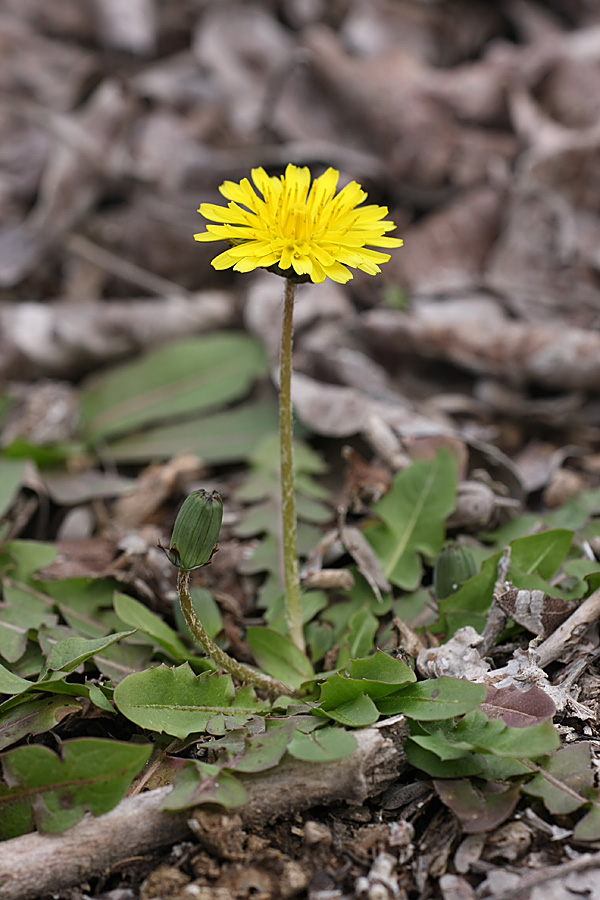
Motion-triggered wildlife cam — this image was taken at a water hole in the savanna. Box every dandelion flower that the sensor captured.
[195,163,403,284]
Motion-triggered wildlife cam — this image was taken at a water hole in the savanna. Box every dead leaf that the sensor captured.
[0,291,236,380]
[434,779,522,835]
[482,684,556,728]
[361,298,600,392]
[382,187,504,296]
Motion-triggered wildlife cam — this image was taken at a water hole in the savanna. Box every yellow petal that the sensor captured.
[195,163,402,283]
[322,260,353,284]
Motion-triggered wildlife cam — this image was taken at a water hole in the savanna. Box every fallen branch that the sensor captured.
[534,587,600,669]
[0,721,406,900]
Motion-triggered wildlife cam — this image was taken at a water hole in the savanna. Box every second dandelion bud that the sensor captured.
[167,489,223,572]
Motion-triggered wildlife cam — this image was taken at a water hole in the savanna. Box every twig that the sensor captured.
[66,234,190,298]
[534,587,600,669]
[518,758,592,809]
[480,849,600,900]
[478,547,511,655]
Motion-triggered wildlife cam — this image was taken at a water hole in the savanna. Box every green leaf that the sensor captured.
[161,761,247,812]
[423,709,560,759]
[409,730,479,762]
[1,583,53,618]
[477,756,532,780]
[433,778,522,833]
[0,540,58,582]
[85,683,115,714]
[0,738,151,839]
[0,663,34,697]
[436,553,501,637]
[42,631,136,675]
[0,695,82,751]
[365,451,457,590]
[319,692,379,728]
[316,674,376,709]
[0,605,57,663]
[104,399,279,464]
[270,590,328,633]
[93,640,155,685]
[545,489,600,530]
[409,726,531,779]
[39,577,119,639]
[522,744,593,814]
[231,722,295,773]
[0,459,27,520]
[404,740,484,778]
[347,650,416,686]
[22,675,114,709]
[305,621,335,664]
[113,592,189,660]
[317,652,415,713]
[1,440,79,468]
[509,530,573,580]
[472,718,560,758]
[114,664,261,739]
[377,678,487,720]
[287,725,357,762]
[81,332,267,441]
[573,797,600,842]
[246,628,314,689]
[346,608,379,659]
[237,435,327,502]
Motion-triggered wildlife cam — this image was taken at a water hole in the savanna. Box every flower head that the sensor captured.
[195,163,402,284]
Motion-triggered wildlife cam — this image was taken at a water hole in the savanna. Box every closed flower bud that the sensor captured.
[433,543,477,601]
[166,489,223,571]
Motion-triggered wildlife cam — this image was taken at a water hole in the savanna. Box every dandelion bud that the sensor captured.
[433,544,477,601]
[166,489,223,571]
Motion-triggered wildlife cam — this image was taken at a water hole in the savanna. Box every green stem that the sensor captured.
[280,279,304,653]
[177,569,296,697]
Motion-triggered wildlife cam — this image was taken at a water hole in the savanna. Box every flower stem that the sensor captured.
[177,569,296,697]
[280,279,304,653]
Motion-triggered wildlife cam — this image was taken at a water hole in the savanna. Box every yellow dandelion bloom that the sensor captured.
[194,163,403,284]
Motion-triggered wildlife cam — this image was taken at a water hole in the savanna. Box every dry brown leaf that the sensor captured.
[361,298,600,392]
[0,291,236,380]
[192,4,293,138]
[383,187,504,296]
[90,0,157,55]
[1,0,95,43]
[306,26,518,192]
[0,80,135,288]
[0,13,98,111]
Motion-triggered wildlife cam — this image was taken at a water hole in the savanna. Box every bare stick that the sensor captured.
[66,234,190,299]
[0,723,406,900]
[481,850,600,900]
[534,587,600,669]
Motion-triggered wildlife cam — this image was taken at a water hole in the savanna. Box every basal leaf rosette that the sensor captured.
[195,163,403,284]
